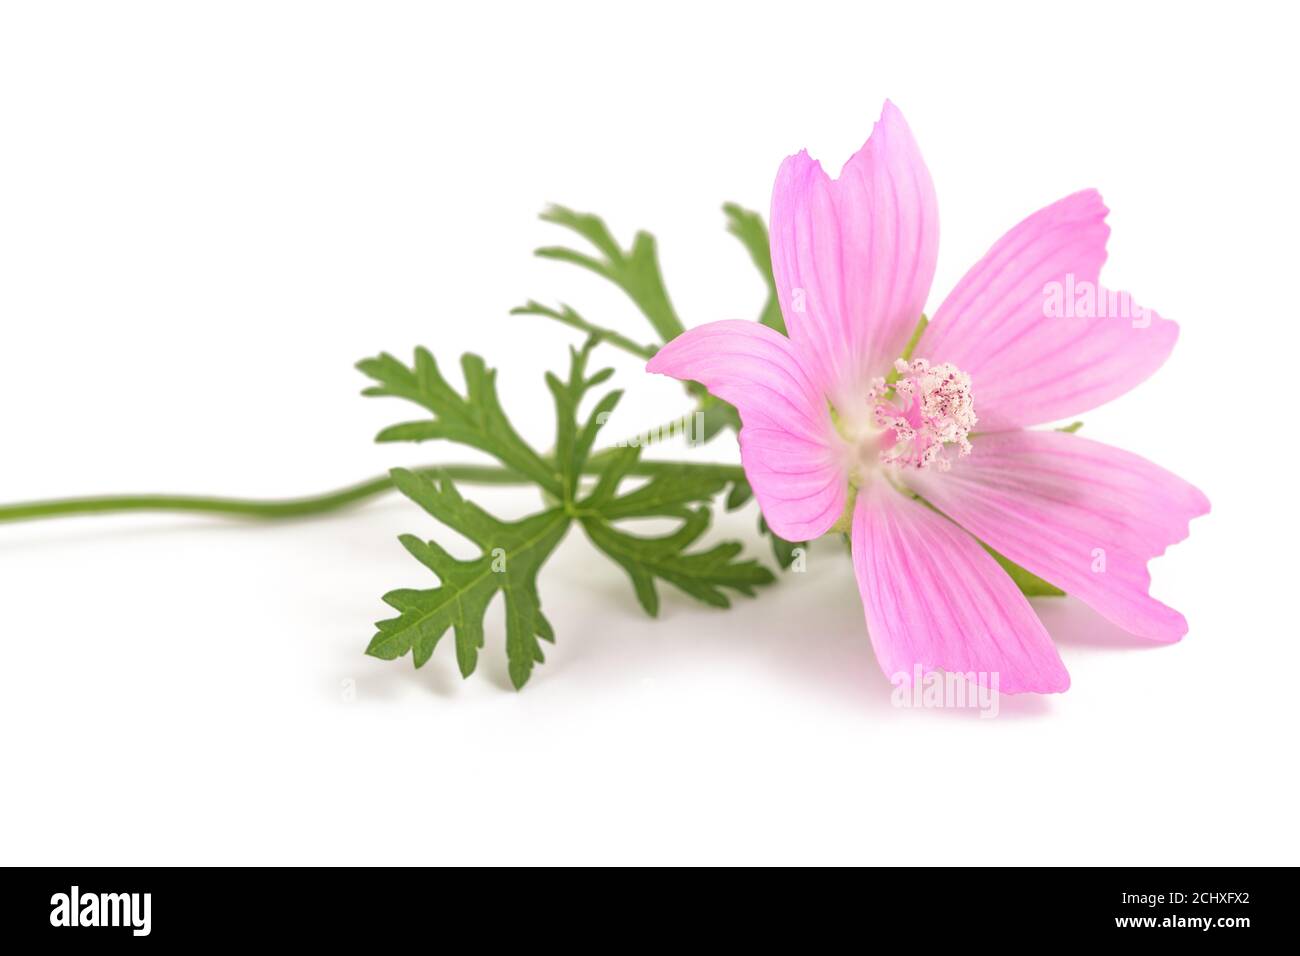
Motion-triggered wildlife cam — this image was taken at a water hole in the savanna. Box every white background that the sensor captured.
[1,1,1295,865]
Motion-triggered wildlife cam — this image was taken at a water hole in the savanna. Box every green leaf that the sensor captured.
[536,205,686,343]
[367,469,570,689]
[510,300,657,361]
[527,203,789,449]
[724,477,753,511]
[582,450,720,519]
[357,348,561,496]
[695,398,741,444]
[722,202,786,334]
[579,446,775,615]
[363,340,619,688]
[364,341,773,687]
[543,335,622,500]
[757,514,804,570]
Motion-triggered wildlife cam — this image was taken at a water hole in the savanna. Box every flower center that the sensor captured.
[865,358,977,471]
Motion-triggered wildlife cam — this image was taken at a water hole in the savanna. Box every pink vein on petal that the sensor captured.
[851,480,1070,694]
[646,320,848,542]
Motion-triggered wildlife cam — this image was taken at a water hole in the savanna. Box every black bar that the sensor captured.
[0,867,1288,943]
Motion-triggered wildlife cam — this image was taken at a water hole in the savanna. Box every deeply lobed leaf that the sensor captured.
[535,205,686,343]
[366,469,570,689]
[578,446,775,616]
[358,349,561,495]
[361,339,774,688]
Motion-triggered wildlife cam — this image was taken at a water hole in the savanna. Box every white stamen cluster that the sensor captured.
[866,358,977,471]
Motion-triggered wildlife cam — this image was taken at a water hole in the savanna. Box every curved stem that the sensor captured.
[0,460,746,526]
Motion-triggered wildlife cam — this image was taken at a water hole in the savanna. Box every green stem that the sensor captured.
[0,460,745,526]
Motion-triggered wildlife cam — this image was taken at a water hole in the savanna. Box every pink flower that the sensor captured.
[647,101,1208,694]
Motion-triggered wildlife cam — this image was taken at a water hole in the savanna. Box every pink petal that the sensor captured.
[645,320,847,541]
[852,481,1070,694]
[904,429,1210,642]
[919,190,1178,430]
[770,100,939,420]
